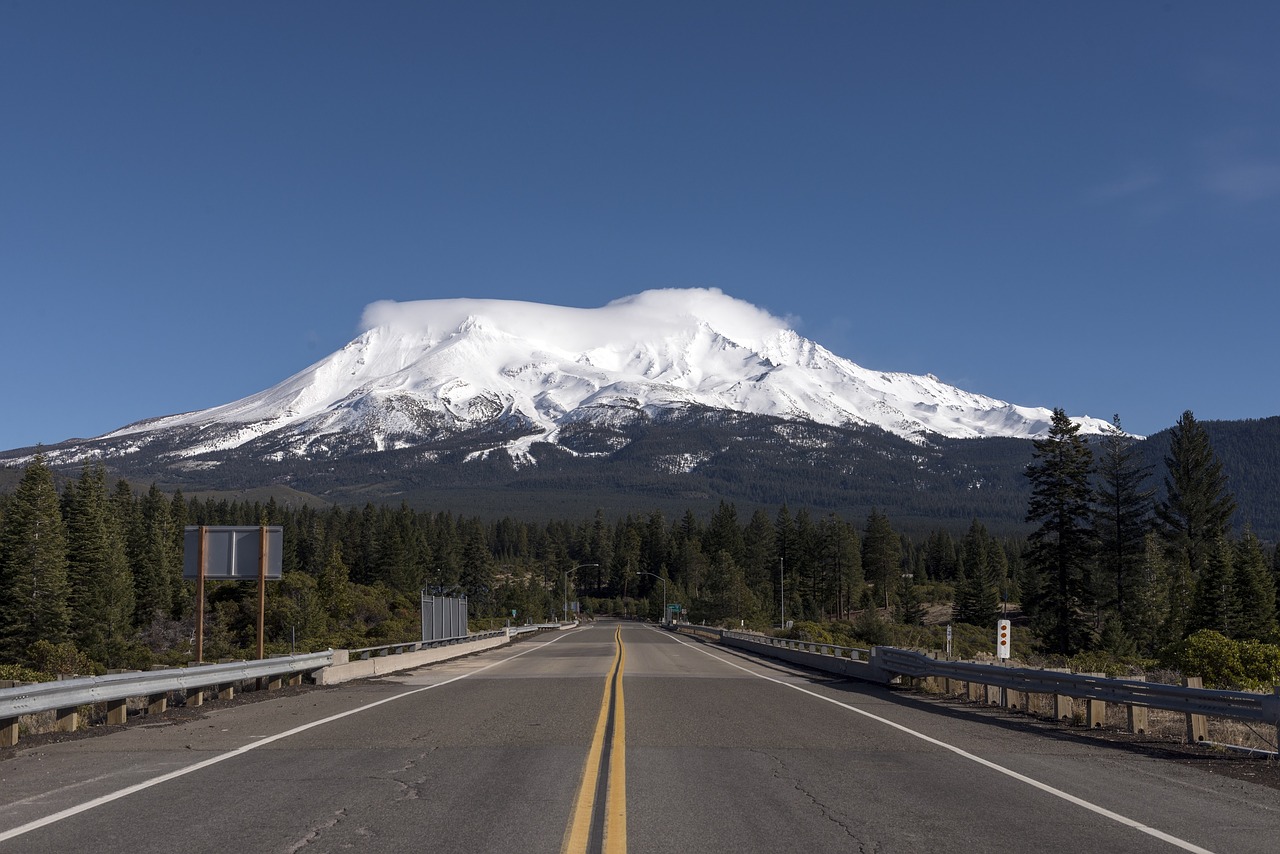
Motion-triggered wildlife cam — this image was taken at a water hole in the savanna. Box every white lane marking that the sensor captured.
[659,629,1216,854]
[0,632,579,843]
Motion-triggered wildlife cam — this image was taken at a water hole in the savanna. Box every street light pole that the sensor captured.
[564,563,599,623]
[638,571,668,624]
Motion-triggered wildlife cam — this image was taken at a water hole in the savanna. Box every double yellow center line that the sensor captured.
[563,625,627,854]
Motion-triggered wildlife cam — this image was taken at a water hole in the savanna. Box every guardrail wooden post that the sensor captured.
[147,693,167,715]
[0,716,17,748]
[55,706,79,732]
[106,698,127,725]
[217,659,237,701]
[1127,677,1148,734]
[185,661,205,706]
[1085,674,1106,728]
[1046,668,1072,720]
[1183,677,1209,743]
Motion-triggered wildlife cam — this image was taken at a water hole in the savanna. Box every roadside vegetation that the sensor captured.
[1,410,1276,691]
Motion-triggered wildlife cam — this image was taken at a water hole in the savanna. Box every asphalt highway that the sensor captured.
[2,622,1278,853]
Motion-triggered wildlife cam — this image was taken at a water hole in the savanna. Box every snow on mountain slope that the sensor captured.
[95,288,1112,461]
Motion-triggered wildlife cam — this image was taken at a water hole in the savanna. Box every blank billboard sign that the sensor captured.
[183,526,283,580]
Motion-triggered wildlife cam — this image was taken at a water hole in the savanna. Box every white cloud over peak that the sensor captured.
[359,287,797,353]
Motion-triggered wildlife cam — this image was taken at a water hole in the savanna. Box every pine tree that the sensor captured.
[133,484,176,627]
[64,464,134,665]
[818,514,861,620]
[893,570,927,625]
[316,542,354,629]
[0,456,71,661]
[1093,415,1153,636]
[1273,543,1280,622]
[1131,533,1171,654]
[1155,410,1236,640]
[774,505,797,623]
[953,520,1000,628]
[741,509,777,601]
[168,489,191,618]
[703,501,745,566]
[1024,408,1096,654]
[1189,537,1233,635]
[862,509,901,611]
[922,530,959,583]
[1229,529,1277,640]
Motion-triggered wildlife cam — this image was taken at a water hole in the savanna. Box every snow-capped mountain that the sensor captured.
[17,289,1113,470]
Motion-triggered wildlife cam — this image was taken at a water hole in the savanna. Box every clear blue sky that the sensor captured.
[2,1,1277,450]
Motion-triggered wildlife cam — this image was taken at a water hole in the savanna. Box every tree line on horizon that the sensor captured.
[0,407,1276,675]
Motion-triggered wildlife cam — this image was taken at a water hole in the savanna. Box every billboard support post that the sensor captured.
[196,526,207,663]
[257,525,268,661]
[184,526,283,663]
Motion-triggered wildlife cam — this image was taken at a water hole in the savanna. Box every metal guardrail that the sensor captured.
[672,625,1280,737]
[719,629,872,663]
[349,631,508,660]
[0,651,333,722]
[1,627,580,749]
[876,648,1280,725]
[508,623,560,637]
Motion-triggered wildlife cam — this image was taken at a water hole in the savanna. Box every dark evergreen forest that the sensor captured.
[1,413,1277,678]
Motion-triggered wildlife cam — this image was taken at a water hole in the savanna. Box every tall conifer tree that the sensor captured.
[1024,408,1096,654]
[861,509,901,610]
[1229,529,1277,640]
[1189,537,1233,635]
[134,484,176,627]
[1093,415,1153,636]
[0,456,71,660]
[65,464,134,664]
[1154,410,1236,640]
[953,520,1000,627]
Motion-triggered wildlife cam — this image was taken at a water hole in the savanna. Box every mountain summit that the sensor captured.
[73,288,1107,468]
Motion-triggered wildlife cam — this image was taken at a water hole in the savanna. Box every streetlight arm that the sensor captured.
[637,571,669,624]
[563,563,600,623]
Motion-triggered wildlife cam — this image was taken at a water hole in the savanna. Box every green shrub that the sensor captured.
[784,621,834,644]
[849,609,891,646]
[26,641,100,677]
[0,664,54,683]
[1164,630,1280,690]
[1236,639,1280,690]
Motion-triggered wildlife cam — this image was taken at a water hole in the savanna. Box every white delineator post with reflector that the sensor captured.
[996,618,1011,660]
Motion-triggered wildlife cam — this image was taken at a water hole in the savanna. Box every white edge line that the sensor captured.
[0,632,577,844]
[659,629,1216,854]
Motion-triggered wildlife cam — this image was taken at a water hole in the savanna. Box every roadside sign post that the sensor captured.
[257,525,268,660]
[184,526,283,662]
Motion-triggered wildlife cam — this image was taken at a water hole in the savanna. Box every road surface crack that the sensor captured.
[389,748,436,801]
[285,807,348,853]
[756,750,881,852]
